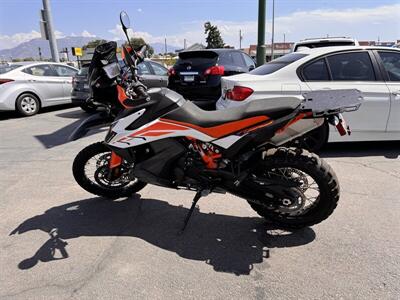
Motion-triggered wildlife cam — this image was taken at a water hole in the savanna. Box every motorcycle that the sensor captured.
[72,11,362,230]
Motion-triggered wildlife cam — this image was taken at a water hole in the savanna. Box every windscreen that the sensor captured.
[77,66,89,76]
[176,51,218,69]
[250,53,308,75]
[0,64,21,74]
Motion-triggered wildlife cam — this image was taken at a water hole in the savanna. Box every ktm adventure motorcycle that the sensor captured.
[71,11,362,229]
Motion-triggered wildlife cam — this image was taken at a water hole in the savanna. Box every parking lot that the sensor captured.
[0,106,399,299]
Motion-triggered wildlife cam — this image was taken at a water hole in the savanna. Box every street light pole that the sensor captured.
[271,0,275,60]
[42,0,59,62]
[256,0,266,66]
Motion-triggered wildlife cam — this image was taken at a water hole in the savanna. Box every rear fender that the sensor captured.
[69,112,112,141]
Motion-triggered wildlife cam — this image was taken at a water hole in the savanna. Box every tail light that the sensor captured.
[0,79,14,85]
[204,65,224,76]
[225,86,253,101]
[168,67,176,76]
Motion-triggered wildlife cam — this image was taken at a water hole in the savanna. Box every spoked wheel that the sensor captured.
[72,142,147,199]
[245,147,339,229]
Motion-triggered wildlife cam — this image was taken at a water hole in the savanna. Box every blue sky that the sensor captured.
[0,0,399,50]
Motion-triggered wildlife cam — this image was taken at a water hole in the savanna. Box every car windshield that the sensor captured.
[77,66,89,76]
[250,53,308,75]
[0,64,21,74]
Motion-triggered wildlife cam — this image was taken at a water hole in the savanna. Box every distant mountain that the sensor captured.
[150,43,180,54]
[0,37,181,60]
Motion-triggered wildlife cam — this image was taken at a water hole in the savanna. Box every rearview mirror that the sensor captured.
[120,11,131,31]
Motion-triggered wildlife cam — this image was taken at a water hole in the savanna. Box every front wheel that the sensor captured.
[72,142,147,199]
[245,147,339,229]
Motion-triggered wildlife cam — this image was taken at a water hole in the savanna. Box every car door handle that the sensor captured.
[391,91,400,96]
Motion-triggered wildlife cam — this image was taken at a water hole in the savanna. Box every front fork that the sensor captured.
[108,151,123,180]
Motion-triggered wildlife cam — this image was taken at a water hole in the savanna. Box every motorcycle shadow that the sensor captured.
[10,196,315,275]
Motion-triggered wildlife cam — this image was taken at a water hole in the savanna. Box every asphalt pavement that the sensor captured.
[0,106,399,299]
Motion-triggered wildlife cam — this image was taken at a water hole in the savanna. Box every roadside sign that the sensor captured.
[72,47,83,56]
[39,9,49,40]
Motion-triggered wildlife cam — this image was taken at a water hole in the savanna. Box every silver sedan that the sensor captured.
[0,62,78,116]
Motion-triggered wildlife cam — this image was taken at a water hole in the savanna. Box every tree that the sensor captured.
[125,37,154,57]
[204,22,225,49]
[82,39,107,50]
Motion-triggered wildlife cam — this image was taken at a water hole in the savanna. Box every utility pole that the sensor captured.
[164,37,167,55]
[271,0,275,60]
[256,0,266,66]
[38,47,42,61]
[184,38,187,49]
[239,29,243,50]
[42,0,59,62]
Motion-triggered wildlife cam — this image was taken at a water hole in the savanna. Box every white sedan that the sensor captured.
[217,46,400,150]
[0,62,78,116]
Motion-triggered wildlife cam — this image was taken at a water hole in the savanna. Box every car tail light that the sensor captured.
[204,65,224,76]
[0,79,14,85]
[168,67,176,76]
[225,86,253,101]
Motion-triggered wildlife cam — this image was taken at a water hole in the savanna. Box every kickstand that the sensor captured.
[180,189,206,233]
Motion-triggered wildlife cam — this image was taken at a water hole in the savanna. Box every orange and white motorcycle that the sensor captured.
[72,12,362,229]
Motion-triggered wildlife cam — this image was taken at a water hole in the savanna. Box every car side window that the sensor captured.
[243,54,256,69]
[219,52,245,67]
[326,52,376,81]
[302,58,330,81]
[23,64,56,76]
[53,65,77,77]
[378,51,400,81]
[137,62,151,75]
[149,62,167,76]
[232,52,245,67]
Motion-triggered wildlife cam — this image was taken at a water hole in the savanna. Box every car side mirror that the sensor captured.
[249,65,255,71]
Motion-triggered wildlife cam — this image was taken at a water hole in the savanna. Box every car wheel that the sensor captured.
[80,103,97,113]
[16,93,40,116]
[291,122,329,153]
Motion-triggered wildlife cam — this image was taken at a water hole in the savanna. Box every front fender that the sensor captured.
[69,112,113,141]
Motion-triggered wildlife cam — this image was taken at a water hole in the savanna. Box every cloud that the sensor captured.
[107,3,400,48]
[81,30,96,38]
[137,8,143,13]
[0,30,41,50]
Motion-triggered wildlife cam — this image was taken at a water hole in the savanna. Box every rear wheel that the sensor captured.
[245,147,339,229]
[16,93,40,116]
[72,142,147,199]
[291,122,329,153]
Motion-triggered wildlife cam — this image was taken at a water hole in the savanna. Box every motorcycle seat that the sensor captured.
[163,97,302,128]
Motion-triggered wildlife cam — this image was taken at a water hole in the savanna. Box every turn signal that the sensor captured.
[168,67,176,76]
[225,86,253,101]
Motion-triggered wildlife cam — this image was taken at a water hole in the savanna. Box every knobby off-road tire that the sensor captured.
[246,147,340,229]
[72,142,147,199]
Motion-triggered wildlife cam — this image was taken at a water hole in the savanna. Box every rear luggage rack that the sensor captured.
[300,89,363,117]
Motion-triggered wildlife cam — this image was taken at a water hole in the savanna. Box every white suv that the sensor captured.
[293,37,359,52]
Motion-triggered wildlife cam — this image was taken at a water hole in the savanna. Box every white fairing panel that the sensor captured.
[212,135,245,148]
[107,116,216,149]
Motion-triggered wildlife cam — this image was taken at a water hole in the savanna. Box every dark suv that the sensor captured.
[168,49,256,109]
